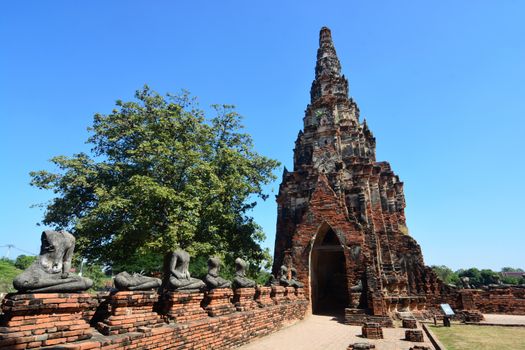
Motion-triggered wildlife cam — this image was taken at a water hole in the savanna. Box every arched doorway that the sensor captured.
[310,223,349,314]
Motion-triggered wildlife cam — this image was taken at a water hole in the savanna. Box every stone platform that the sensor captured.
[255,286,273,307]
[204,288,236,317]
[0,293,94,349]
[233,288,258,311]
[160,291,208,323]
[96,290,164,335]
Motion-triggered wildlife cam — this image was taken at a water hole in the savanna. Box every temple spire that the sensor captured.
[315,27,342,79]
[310,27,349,104]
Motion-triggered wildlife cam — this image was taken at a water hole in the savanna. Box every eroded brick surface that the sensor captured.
[272,27,455,320]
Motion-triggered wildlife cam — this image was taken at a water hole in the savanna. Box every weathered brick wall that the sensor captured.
[0,291,308,350]
[458,288,525,315]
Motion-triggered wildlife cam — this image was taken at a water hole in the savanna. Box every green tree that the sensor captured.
[82,263,110,290]
[431,265,459,285]
[30,86,279,274]
[480,269,498,285]
[457,268,482,287]
[14,255,37,270]
[501,276,520,285]
[501,267,524,273]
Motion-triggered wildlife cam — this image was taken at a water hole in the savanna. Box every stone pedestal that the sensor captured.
[361,322,383,339]
[271,286,286,305]
[204,288,235,317]
[347,343,375,350]
[255,286,273,307]
[405,329,424,342]
[161,292,208,323]
[0,293,93,349]
[96,291,164,335]
[233,288,258,311]
[295,287,306,300]
[459,290,476,310]
[402,317,417,329]
[285,287,297,302]
[461,309,484,322]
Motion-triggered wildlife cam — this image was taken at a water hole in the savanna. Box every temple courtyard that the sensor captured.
[239,314,435,350]
[239,313,525,350]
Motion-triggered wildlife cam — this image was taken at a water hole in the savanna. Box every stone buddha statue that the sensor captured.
[289,267,304,288]
[232,258,256,289]
[164,249,205,292]
[204,257,231,290]
[114,272,162,291]
[278,265,291,287]
[13,231,93,293]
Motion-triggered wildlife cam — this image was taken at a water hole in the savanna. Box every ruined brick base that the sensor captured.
[255,286,273,307]
[159,292,208,323]
[0,293,94,349]
[458,310,484,323]
[233,288,258,311]
[204,288,236,317]
[284,287,296,302]
[344,308,393,327]
[271,286,286,305]
[405,329,424,342]
[458,288,525,315]
[295,287,306,300]
[402,317,418,329]
[347,343,375,350]
[361,322,383,339]
[96,291,164,335]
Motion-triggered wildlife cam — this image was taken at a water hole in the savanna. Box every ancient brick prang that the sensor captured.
[273,27,452,318]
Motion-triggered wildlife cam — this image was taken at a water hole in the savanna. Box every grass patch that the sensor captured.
[429,324,525,350]
[0,259,22,294]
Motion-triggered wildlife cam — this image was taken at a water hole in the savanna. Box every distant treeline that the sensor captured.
[431,265,525,287]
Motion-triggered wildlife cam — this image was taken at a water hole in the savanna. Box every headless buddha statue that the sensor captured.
[232,258,256,289]
[204,257,231,289]
[114,272,161,291]
[289,267,304,288]
[13,231,93,293]
[164,249,205,292]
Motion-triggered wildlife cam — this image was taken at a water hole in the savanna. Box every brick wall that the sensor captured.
[0,290,308,350]
[458,288,525,315]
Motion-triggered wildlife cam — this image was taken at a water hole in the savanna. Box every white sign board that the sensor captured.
[440,303,455,316]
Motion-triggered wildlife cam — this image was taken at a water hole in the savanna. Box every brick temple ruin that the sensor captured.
[1,27,525,350]
[272,27,454,324]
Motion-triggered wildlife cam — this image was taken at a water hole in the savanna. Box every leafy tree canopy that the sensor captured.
[431,265,460,285]
[14,255,37,270]
[30,86,280,274]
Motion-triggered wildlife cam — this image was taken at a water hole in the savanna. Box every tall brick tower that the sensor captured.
[273,27,448,320]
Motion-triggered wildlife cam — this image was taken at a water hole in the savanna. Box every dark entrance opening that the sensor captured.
[311,224,348,315]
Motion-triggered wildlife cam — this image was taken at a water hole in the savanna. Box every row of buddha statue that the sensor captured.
[12,231,303,294]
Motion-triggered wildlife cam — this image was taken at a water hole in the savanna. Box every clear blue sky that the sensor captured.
[1,1,524,271]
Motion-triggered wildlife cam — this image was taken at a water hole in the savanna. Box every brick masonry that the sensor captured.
[405,329,424,342]
[203,288,236,317]
[0,289,308,349]
[95,291,164,335]
[458,288,525,315]
[402,318,418,329]
[271,26,460,320]
[254,286,273,308]
[233,288,258,312]
[0,293,94,349]
[361,322,383,339]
